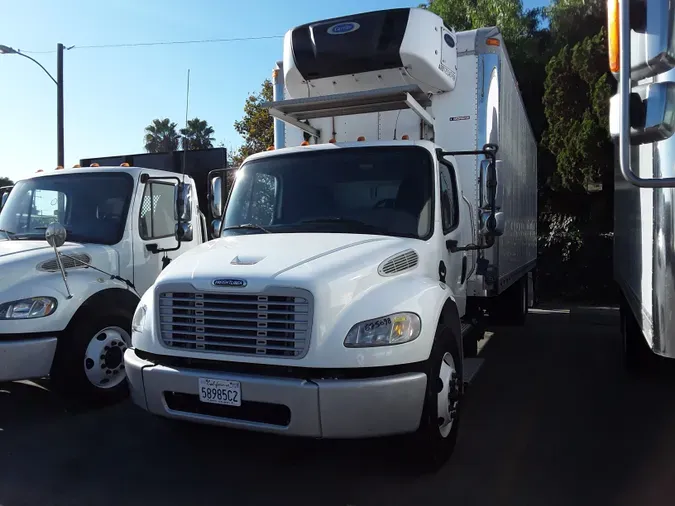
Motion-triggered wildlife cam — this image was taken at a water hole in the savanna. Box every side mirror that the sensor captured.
[479,210,505,237]
[210,176,223,219]
[609,81,675,144]
[45,222,67,248]
[211,219,222,238]
[176,183,192,222]
[480,159,502,210]
[176,222,194,242]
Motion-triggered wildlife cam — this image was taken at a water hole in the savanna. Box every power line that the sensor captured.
[17,34,283,54]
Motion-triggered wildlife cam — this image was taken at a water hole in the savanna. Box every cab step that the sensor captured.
[463,358,485,385]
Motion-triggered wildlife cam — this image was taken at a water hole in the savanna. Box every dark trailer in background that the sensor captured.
[80,147,227,230]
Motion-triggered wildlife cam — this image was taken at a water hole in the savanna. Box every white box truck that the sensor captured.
[0,157,212,405]
[608,0,675,371]
[125,7,537,468]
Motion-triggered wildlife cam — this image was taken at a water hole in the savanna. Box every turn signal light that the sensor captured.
[486,37,500,46]
[267,146,275,151]
[120,162,130,167]
[300,141,309,146]
[607,0,620,72]
[357,136,366,141]
[36,169,44,173]
[329,138,336,143]
[401,134,409,140]
[72,164,81,168]
[55,165,64,170]
[90,163,100,167]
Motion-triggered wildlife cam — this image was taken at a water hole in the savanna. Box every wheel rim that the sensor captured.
[437,352,460,438]
[83,326,130,389]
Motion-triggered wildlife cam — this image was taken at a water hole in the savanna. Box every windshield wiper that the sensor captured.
[0,229,15,240]
[221,223,272,234]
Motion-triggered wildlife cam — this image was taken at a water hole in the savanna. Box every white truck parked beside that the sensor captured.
[125,7,537,468]
[0,163,206,404]
[608,0,675,371]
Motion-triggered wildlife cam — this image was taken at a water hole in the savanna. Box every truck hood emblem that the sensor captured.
[212,278,247,288]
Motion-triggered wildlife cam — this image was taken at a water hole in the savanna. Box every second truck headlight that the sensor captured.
[344,312,421,348]
[0,297,57,320]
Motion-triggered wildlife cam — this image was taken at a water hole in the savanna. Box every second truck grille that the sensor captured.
[158,291,311,358]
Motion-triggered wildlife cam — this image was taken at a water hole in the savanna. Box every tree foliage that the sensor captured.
[144,118,180,153]
[0,177,13,187]
[180,118,215,150]
[232,79,274,165]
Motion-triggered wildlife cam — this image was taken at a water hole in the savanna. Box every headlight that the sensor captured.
[344,312,421,348]
[0,297,57,320]
[132,303,147,333]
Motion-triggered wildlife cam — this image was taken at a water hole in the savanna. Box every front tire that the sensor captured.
[50,311,132,406]
[407,324,462,473]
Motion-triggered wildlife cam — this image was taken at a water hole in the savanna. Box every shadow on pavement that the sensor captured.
[2,310,675,506]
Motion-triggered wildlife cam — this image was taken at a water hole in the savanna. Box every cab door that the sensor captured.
[439,159,467,317]
[132,177,195,297]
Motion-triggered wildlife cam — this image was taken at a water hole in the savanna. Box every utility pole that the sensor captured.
[57,43,64,168]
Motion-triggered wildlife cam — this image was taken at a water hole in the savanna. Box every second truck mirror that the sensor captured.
[176,183,192,222]
[609,81,675,144]
[210,176,223,219]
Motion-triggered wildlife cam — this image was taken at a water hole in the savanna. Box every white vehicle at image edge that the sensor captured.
[0,165,205,404]
[125,7,537,470]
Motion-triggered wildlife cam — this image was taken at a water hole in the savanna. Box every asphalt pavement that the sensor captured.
[2,307,675,506]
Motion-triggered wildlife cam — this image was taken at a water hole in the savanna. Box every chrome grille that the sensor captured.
[158,291,311,358]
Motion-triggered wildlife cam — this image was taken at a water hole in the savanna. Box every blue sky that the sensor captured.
[0,0,549,183]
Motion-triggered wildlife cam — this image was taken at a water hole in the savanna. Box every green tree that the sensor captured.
[144,118,180,153]
[0,177,13,187]
[232,79,274,165]
[180,118,215,150]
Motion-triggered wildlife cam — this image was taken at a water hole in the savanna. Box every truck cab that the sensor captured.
[0,165,204,404]
[125,7,536,470]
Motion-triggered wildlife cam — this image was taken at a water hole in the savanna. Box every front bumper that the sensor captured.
[0,335,57,382]
[124,348,427,438]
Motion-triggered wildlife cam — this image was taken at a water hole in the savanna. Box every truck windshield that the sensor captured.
[0,172,134,245]
[223,146,434,240]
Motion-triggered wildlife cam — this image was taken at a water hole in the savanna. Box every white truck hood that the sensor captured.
[155,232,423,289]
[0,240,119,291]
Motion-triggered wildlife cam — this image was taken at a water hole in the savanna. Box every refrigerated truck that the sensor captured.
[125,7,537,469]
[608,0,675,371]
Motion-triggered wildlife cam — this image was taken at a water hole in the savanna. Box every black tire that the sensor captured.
[490,276,528,326]
[621,296,655,375]
[406,324,462,473]
[50,310,132,406]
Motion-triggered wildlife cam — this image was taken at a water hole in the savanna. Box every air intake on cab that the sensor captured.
[378,249,419,276]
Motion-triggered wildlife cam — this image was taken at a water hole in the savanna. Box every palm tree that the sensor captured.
[144,118,180,153]
[180,118,215,150]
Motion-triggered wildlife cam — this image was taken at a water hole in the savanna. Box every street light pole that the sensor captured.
[0,43,65,167]
[56,43,64,168]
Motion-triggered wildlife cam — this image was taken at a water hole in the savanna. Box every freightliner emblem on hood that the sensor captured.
[212,278,248,288]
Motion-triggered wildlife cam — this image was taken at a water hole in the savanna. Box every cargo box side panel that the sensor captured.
[493,44,537,294]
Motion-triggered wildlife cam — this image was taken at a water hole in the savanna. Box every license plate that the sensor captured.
[198,378,241,406]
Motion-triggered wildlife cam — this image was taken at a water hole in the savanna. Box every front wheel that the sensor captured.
[406,324,462,473]
[50,312,132,406]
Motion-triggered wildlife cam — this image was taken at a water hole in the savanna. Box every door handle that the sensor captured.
[146,243,159,253]
[461,256,468,284]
